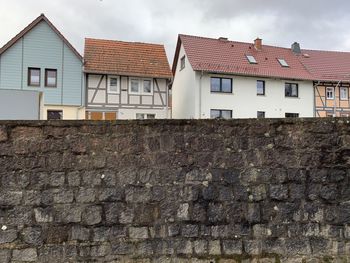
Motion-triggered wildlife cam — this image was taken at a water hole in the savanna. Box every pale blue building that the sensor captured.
[0,14,84,120]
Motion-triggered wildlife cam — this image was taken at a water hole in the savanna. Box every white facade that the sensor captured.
[172,43,315,119]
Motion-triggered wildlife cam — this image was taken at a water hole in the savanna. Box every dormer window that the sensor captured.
[278,58,289,67]
[246,55,257,64]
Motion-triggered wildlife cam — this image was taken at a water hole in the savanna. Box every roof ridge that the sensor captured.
[85,37,165,47]
[301,48,350,55]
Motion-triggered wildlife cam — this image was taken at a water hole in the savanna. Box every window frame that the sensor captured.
[28,67,41,87]
[107,75,120,94]
[47,110,63,120]
[136,113,156,120]
[210,77,233,93]
[129,78,153,95]
[257,80,265,96]
[285,83,299,98]
[246,55,257,64]
[180,56,186,70]
[285,113,300,118]
[45,69,57,88]
[340,87,348,101]
[257,111,266,118]
[278,58,289,67]
[210,109,233,119]
[326,87,335,100]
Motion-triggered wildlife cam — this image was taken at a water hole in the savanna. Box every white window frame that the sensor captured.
[107,75,120,94]
[129,78,153,95]
[326,87,335,100]
[340,87,348,100]
[278,58,289,67]
[246,55,257,64]
[136,113,156,120]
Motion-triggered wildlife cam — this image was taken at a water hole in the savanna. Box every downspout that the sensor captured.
[313,81,320,117]
[199,71,204,119]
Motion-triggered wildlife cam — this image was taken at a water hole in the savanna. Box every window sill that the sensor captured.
[285,96,300,99]
[210,92,233,95]
[257,94,266,97]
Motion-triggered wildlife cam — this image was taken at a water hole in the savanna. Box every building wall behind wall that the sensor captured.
[0,119,349,262]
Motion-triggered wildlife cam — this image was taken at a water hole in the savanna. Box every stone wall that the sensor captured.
[0,119,349,263]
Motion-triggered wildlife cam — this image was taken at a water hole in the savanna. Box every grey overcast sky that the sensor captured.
[1,0,350,64]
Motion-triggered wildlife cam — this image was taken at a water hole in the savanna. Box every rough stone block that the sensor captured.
[49,172,65,187]
[67,171,81,186]
[269,185,289,200]
[182,224,199,238]
[177,240,193,255]
[0,229,17,244]
[82,206,102,225]
[71,225,90,241]
[76,188,96,203]
[34,207,54,223]
[0,250,10,263]
[177,203,190,221]
[208,240,221,255]
[193,240,208,255]
[125,186,151,203]
[22,227,42,245]
[55,205,82,223]
[53,189,74,204]
[222,240,243,255]
[0,127,7,142]
[13,248,37,262]
[0,191,22,206]
[98,187,123,202]
[129,227,149,239]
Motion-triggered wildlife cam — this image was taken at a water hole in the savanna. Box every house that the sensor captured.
[171,34,315,119]
[296,47,350,117]
[0,14,84,120]
[84,38,172,120]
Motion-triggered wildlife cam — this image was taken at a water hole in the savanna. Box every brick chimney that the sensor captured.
[254,38,262,51]
[291,42,301,54]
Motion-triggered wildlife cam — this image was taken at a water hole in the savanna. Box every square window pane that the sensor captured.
[210,110,221,119]
[136,113,145,120]
[211,78,221,92]
[257,81,265,95]
[131,80,139,93]
[30,69,40,85]
[110,78,118,92]
[147,114,156,119]
[143,80,152,93]
[46,70,57,86]
[48,110,63,120]
[257,111,265,118]
[221,110,232,119]
[222,79,232,93]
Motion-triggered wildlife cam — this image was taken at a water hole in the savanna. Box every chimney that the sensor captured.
[254,38,262,50]
[291,42,301,54]
[219,37,228,41]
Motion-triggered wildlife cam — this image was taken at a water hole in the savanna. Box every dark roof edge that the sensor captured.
[0,14,83,61]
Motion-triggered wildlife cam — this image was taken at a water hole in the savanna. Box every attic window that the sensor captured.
[278,58,289,67]
[246,55,257,64]
[180,56,186,70]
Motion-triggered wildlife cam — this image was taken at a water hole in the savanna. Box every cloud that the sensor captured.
[0,0,350,63]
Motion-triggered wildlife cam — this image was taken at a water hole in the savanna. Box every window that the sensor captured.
[285,83,299,97]
[210,77,232,93]
[246,55,257,64]
[327,112,334,117]
[108,76,120,93]
[278,58,289,67]
[28,68,41,86]
[45,69,57,87]
[285,113,299,118]
[136,113,156,120]
[341,113,349,117]
[340,87,348,100]
[130,78,153,95]
[326,87,335,99]
[257,80,265,95]
[47,110,63,120]
[180,56,186,70]
[257,111,266,118]
[210,109,232,119]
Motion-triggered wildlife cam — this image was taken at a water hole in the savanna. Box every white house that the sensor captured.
[84,38,172,120]
[172,35,315,119]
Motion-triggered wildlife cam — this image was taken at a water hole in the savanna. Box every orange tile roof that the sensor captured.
[84,38,172,79]
[173,34,314,81]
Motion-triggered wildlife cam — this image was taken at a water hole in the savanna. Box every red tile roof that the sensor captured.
[0,14,82,60]
[298,49,350,82]
[173,34,314,81]
[84,38,172,79]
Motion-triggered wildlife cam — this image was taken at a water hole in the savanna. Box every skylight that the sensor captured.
[246,55,257,64]
[278,58,289,67]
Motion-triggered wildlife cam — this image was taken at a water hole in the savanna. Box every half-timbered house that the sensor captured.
[84,38,172,120]
[297,48,350,117]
